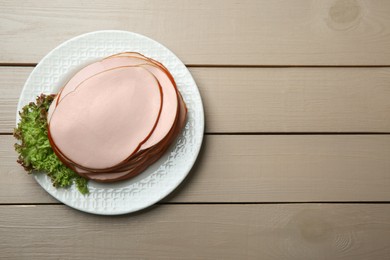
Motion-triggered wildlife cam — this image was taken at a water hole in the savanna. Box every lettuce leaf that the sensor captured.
[14,94,89,194]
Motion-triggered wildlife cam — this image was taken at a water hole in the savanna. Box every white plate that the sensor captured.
[16,30,204,215]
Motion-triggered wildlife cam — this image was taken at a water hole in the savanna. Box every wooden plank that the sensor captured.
[0,67,28,133]
[192,67,390,133]
[0,204,389,259]
[0,135,57,203]
[2,134,390,204]
[1,0,390,65]
[2,67,390,133]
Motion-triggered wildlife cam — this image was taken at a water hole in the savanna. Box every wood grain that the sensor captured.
[192,67,390,133]
[1,204,389,259]
[1,0,390,65]
[3,134,390,204]
[0,67,27,133]
[3,66,390,133]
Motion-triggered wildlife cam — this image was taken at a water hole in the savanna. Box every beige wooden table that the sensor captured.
[1,1,390,259]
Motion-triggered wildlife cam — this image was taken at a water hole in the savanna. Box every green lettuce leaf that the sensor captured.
[14,94,89,194]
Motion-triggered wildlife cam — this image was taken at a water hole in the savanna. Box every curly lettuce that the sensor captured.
[14,94,89,194]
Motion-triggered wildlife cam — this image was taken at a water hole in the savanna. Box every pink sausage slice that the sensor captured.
[81,90,187,182]
[48,55,178,122]
[49,66,162,169]
[108,52,176,91]
[49,56,179,152]
[56,57,156,106]
[138,63,178,150]
[47,53,168,119]
[47,53,185,180]
[103,53,179,150]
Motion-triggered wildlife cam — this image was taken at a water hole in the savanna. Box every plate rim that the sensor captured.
[17,30,204,215]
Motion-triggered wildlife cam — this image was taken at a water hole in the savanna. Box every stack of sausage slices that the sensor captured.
[47,52,187,182]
